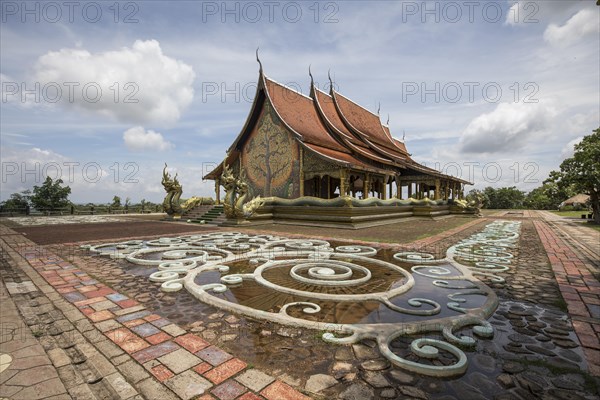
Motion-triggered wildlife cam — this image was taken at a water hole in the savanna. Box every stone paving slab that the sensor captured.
[534,220,600,376]
[0,280,69,399]
[538,210,600,261]
[3,215,598,398]
[1,225,308,399]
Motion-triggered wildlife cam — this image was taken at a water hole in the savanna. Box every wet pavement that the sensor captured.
[1,213,599,399]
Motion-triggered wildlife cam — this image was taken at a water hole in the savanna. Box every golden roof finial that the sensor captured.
[256,47,263,73]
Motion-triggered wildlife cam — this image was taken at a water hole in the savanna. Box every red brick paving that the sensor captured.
[195,395,217,400]
[260,381,311,400]
[0,225,312,400]
[117,299,139,308]
[9,216,594,397]
[88,309,115,322]
[144,314,162,322]
[211,379,247,400]
[174,333,210,353]
[534,220,600,376]
[238,393,265,400]
[193,362,213,374]
[105,327,150,353]
[204,358,248,384]
[150,364,175,382]
[124,318,147,328]
[147,331,172,345]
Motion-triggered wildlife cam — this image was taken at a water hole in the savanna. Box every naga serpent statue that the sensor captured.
[162,164,211,217]
[221,165,264,219]
[454,193,483,216]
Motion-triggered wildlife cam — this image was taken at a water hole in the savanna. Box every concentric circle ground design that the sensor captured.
[83,221,521,377]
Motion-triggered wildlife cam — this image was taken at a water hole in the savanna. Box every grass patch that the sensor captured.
[550,210,592,218]
[31,329,44,337]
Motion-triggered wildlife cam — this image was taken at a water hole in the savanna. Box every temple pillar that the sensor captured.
[315,177,320,197]
[383,180,387,200]
[396,180,402,199]
[444,181,449,200]
[363,174,370,199]
[451,182,456,200]
[435,179,440,200]
[339,169,347,197]
[299,147,304,196]
[327,175,331,199]
[215,178,221,204]
[408,182,413,198]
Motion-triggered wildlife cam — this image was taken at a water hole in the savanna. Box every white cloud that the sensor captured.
[505,1,585,26]
[32,40,195,125]
[459,102,557,154]
[505,1,531,26]
[544,9,599,47]
[560,136,583,159]
[123,126,174,152]
[0,146,214,203]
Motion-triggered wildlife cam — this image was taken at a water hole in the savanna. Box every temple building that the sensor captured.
[204,64,470,203]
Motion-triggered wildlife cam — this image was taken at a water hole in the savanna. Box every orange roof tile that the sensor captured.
[313,88,357,143]
[333,91,407,157]
[264,77,348,153]
[204,69,471,185]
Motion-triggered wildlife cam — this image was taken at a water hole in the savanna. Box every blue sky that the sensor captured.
[1,0,598,203]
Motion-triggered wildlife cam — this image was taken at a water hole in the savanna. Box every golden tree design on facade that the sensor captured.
[244,110,294,196]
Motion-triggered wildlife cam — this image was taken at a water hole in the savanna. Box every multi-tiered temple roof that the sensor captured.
[205,64,469,203]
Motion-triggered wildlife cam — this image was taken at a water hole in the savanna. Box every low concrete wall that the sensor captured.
[248,204,476,229]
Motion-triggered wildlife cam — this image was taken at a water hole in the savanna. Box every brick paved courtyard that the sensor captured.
[1,213,599,399]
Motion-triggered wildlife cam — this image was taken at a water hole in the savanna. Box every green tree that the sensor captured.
[524,186,552,210]
[111,196,122,208]
[0,190,31,210]
[524,181,575,210]
[483,186,525,209]
[548,128,600,223]
[30,177,71,210]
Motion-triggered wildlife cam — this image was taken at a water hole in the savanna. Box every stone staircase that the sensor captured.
[183,205,214,220]
[186,204,225,224]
